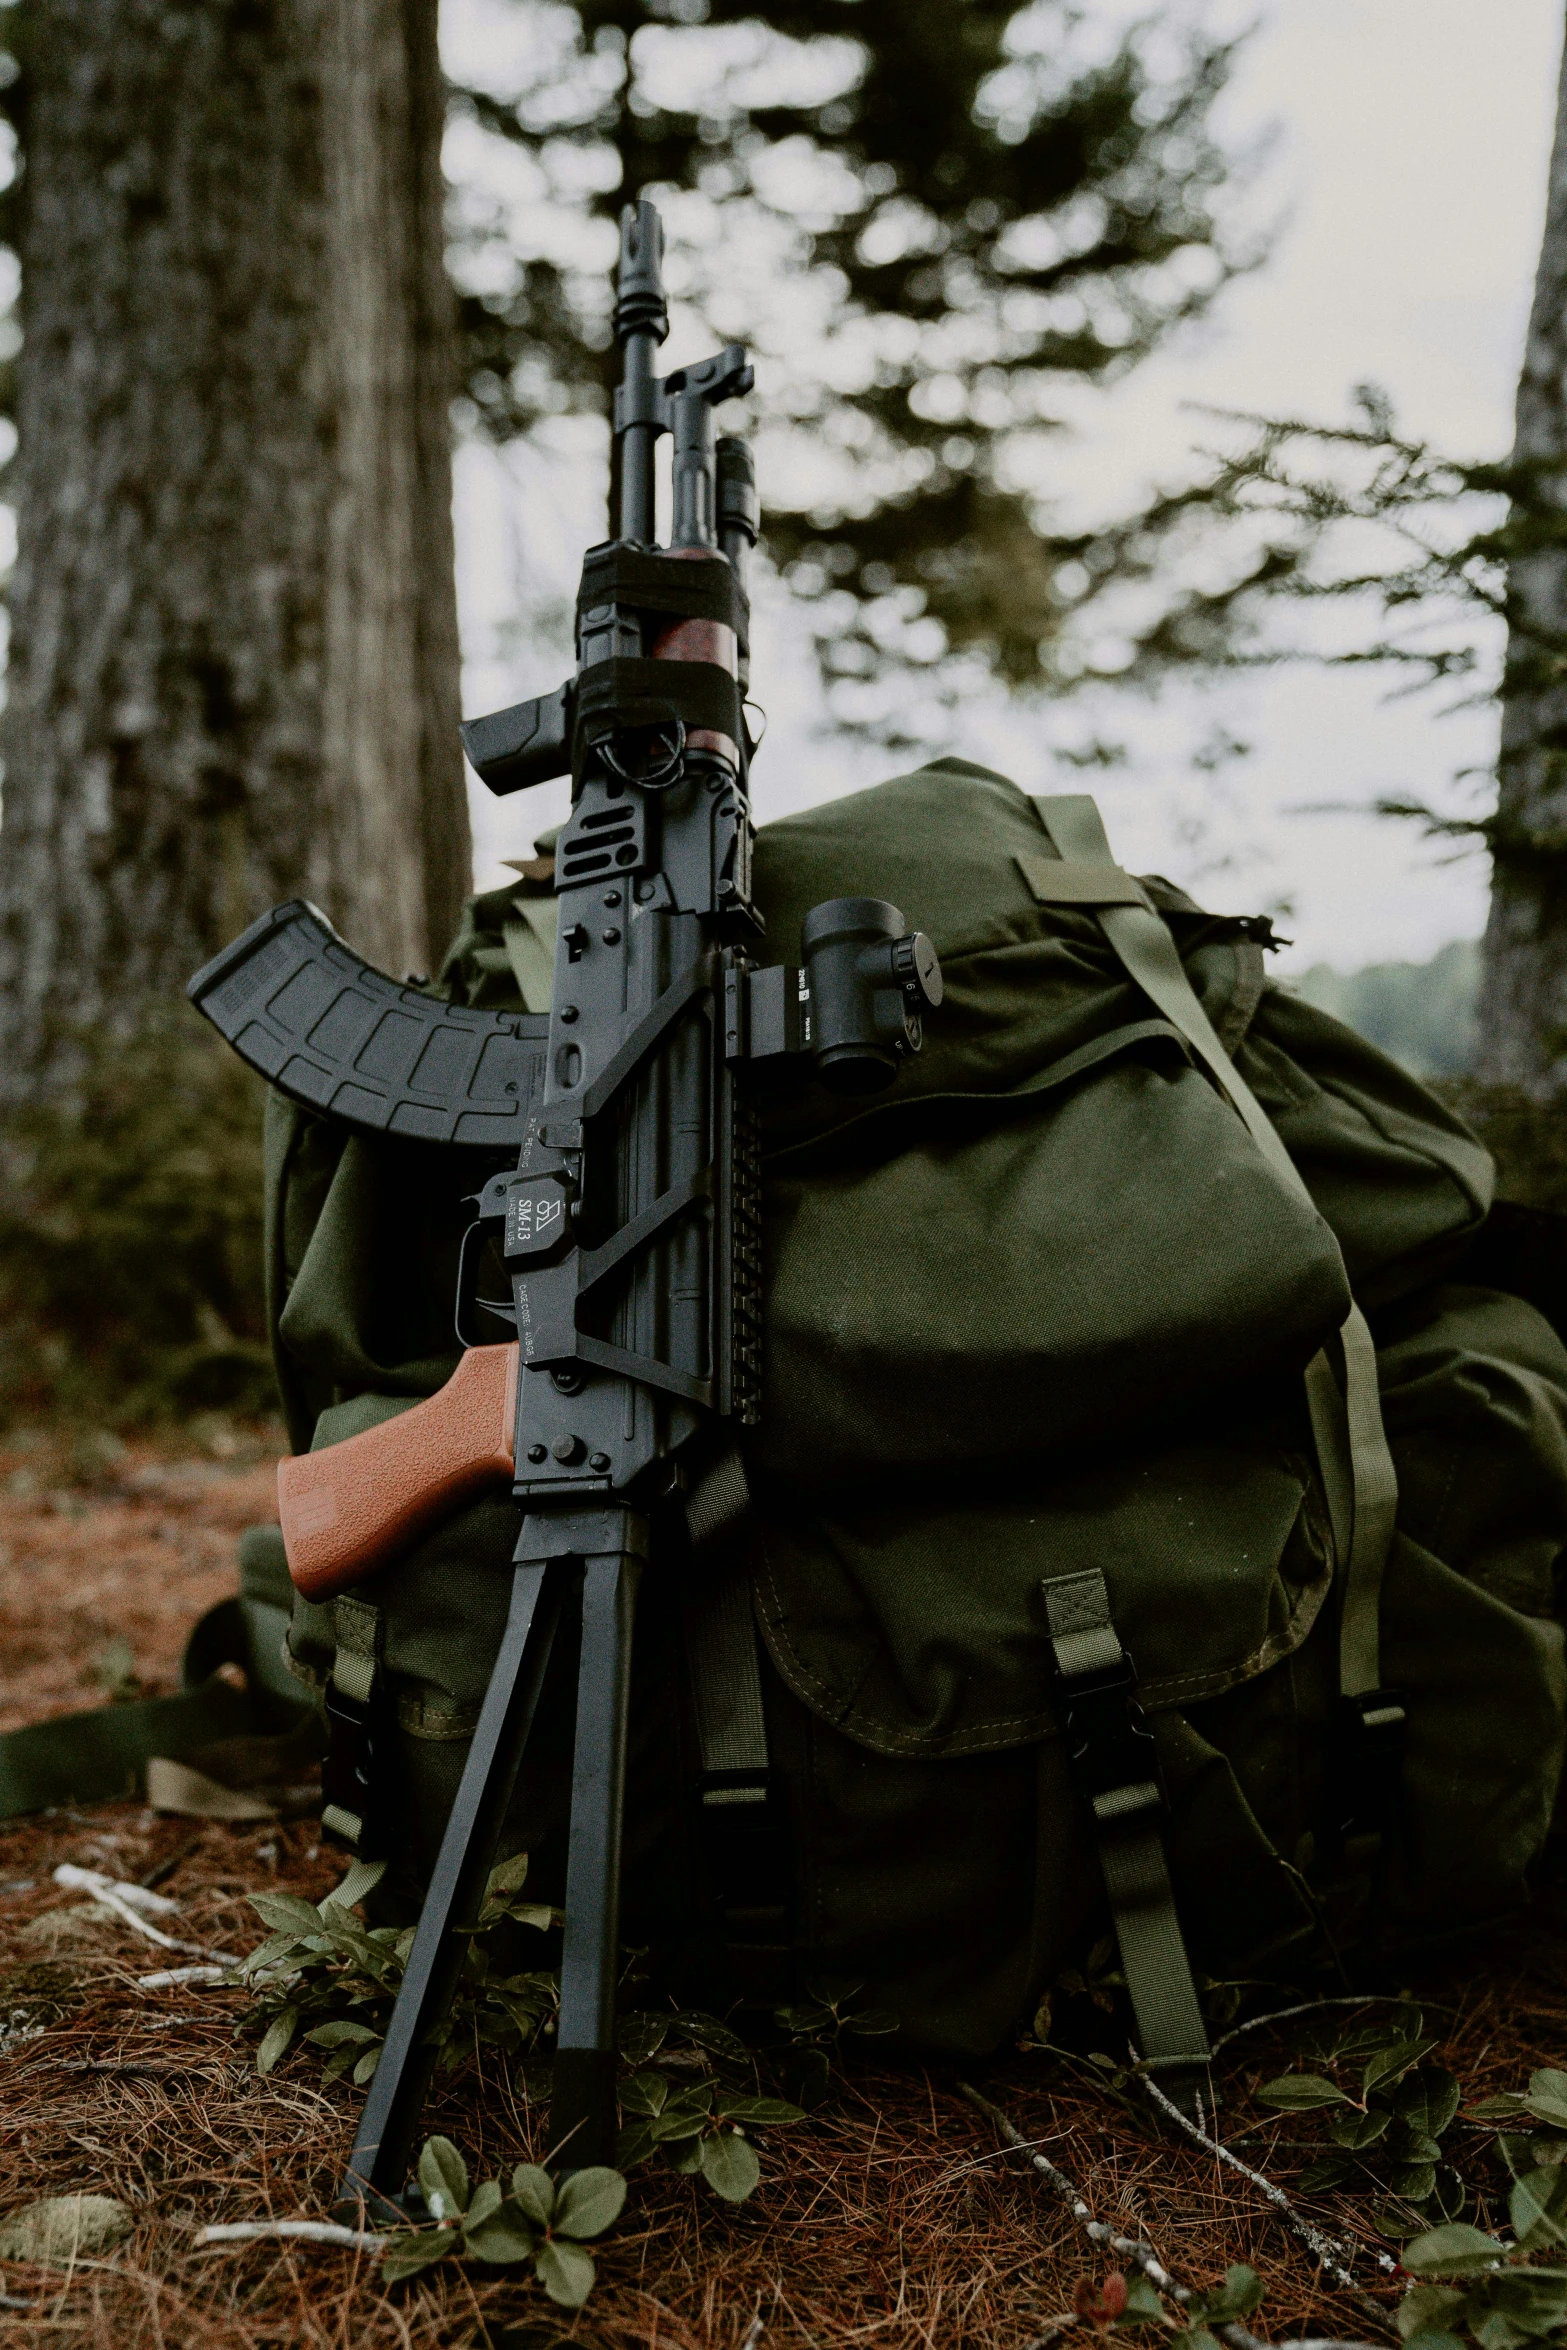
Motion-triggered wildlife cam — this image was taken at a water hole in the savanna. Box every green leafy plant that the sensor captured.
[1029,1934,1126,2048]
[1254,2007,1464,2220]
[241,1852,559,2086]
[241,1863,812,2212]
[617,2005,750,2070]
[1384,2070,1567,2350]
[1396,2172,1567,2350]
[1468,2068,1567,2184]
[1072,2260,1266,2350]
[616,2069,805,2204]
[380,2135,625,2309]
[774,1978,898,2106]
[1028,1940,1249,2077]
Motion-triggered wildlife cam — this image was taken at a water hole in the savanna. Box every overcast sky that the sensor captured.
[453,0,1565,972]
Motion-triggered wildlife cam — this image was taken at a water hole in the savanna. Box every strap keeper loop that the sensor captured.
[322,1598,389,1857]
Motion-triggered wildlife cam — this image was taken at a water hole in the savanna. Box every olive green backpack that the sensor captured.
[260,760,1567,2081]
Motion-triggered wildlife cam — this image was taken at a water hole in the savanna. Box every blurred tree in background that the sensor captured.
[1151,10,1567,1115]
[0,0,468,1421]
[0,0,468,1120]
[444,0,1264,723]
[1479,15,1567,1098]
[1086,4,1567,1209]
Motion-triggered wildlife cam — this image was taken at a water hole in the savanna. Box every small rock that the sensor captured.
[16,1905,123,1955]
[69,1429,129,1487]
[0,2194,134,2265]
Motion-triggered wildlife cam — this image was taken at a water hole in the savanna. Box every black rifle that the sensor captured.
[189,197,941,2217]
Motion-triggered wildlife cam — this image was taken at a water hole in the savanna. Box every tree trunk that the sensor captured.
[0,0,469,1110]
[1477,17,1567,1092]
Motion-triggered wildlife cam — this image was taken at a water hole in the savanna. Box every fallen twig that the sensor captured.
[56,2058,223,2080]
[195,2221,388,2251]
[139,1837,203,1892]
[136,1963,233,1990]
[54,1864,180,1917]
[1136,2066,1397,2299]
[1207,1999,1389,2061]
[958,2081,1386,2350]
[50,1863,233,1962]
[1202,2002,1381,2058]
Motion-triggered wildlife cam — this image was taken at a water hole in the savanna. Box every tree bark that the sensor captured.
[1478,16,1567,1091]
[0,0,469,1109]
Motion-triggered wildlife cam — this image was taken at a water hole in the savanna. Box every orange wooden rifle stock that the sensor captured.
[277,1344,519,1600]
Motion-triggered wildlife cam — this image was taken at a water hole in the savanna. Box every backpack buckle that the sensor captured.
[1056,1656,1167,1818]
[320,1680,388,1857]
[1327,1687,1406,1843]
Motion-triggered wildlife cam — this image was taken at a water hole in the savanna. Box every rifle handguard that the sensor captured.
[278,1344,519,1600]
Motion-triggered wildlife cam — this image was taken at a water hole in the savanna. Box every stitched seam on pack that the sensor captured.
[1137,1560,1333,1710]
[752,1543,883,1729]
[1325,1079,1490,1223]
[395,1695,482,1740]
[752,1530,1334,1757]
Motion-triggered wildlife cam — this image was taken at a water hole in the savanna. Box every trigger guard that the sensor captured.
[454,1212,517,1349]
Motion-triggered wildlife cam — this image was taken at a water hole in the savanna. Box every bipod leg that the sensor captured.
[549,1513,648,2168]
[333,1550,565,2222]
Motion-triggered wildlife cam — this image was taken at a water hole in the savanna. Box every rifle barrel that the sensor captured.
[615,201,668,545]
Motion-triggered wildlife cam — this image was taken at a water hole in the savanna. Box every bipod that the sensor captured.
[332,1505,648,2223]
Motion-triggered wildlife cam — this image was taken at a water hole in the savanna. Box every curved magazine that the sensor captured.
[187,900,548,1148]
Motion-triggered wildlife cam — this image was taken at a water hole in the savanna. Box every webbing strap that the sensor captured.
[322,1598,385,1849]
[1043,1571,1209,2108]
[0,1679,252,1821]
[683,1447,770,1808]
[685,1576,770,1807]
[1028,796,1400,1703]
[1336,1307,1400,1699]
[0,1594,308,1821]
[331,1598,381,1708]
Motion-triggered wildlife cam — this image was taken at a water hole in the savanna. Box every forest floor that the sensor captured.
[1,1426,1564,2349]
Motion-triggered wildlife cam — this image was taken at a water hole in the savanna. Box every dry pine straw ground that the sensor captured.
[0,1433,1564,2349]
